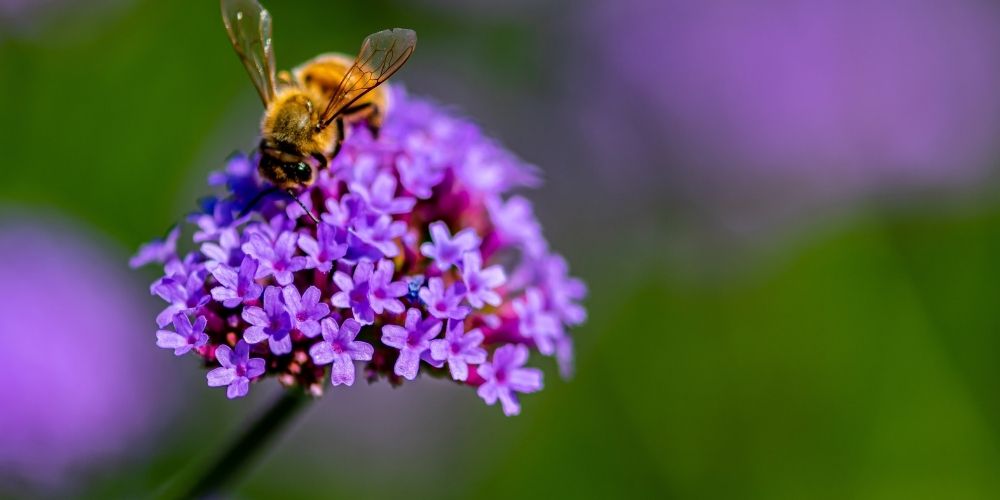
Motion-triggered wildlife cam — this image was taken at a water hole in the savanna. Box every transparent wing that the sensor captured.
[221,0,277,105]
[317,28,417,129]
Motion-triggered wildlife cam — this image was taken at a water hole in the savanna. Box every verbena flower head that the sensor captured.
[132,87,586,415]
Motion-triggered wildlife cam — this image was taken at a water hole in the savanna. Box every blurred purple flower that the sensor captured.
[576,0,1000,230]
[1,217,173,485]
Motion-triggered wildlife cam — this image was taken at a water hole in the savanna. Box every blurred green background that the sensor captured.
[3,0,1000,498]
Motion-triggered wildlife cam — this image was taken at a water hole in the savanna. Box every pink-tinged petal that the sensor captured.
[215,345,234,368]
[192,315,207,333]
[330,292,350,308]
[299,320,321,338]
[353,260,374,282]
[464,348,487,366]
[509,368,543,393]
[481,266,506,287]
[404,308,422,330]
[298,234,319,257]
[332,271,354,292]
[394,349,421,380]
[421,320,443,341]
[428,221,450,243]
[281,285,303,312]
[269,334,293,355]
[156,304,184,328]
[309,341,335,365]
[330,353,356,386]
[477,381,499,404]
[173,314,191,336]
[498,388,521,416]
[227,378,250,399]
[381,325,408,348]
[302,286,322,307]
[211,286,239,305]
[273,269,295,286]
[246,358,266,378]
[210,265,239,289]
[481,291,502,307]
[348,341,374,361]
[156,331,188,349]
[241,306,269,327]
[384,282,408,298]
[340,319,362,342]
[207,367,236,387]
[448,359,469,381]
[234,340,251,363]
[452,228,481,250]
[320,317,340,342]
[429,339,448,361]
[419,242,437,259]
[382,299,405,314]
[243,326,268,344]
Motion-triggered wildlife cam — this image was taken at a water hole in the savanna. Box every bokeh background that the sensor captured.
[3,0,1000,498]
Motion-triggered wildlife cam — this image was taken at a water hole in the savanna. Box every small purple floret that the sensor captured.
[419,221,481,271]
[210,256,263,308]
[207,340,266,399]
[282,285,330,338]
[242,231,307,286]
[460,252,506,309]
[381,308,443,380]
[156,313,209,356]
[477,344,543,416]
[308,318,373,386]
[241,286,294,355]
[419,277,470,320]
[430,319,487,381]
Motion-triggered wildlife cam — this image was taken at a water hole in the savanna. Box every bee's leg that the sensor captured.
[330,118,345,158]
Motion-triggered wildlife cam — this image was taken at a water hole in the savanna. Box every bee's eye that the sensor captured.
[296,162,309,173]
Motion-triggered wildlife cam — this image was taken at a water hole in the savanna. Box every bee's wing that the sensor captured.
[221,0,278,105]
[317,29,417,130]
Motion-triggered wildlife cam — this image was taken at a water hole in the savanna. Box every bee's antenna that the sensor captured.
[238,186,280,219]
[287,189,320,225]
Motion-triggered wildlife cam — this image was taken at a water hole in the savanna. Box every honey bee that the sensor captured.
[220,0,416,213]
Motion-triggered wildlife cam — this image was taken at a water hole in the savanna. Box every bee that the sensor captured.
[220,0,416,218]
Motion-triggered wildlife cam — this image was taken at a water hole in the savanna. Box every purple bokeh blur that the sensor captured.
[0,214,174,488]
[572,0,1000,234]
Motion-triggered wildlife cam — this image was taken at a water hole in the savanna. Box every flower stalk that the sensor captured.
[183,389,311,498]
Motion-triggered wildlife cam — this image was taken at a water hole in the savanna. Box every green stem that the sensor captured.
[181,389,311,499]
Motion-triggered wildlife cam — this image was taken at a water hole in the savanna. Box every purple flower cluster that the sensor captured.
[132,88,586,416]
